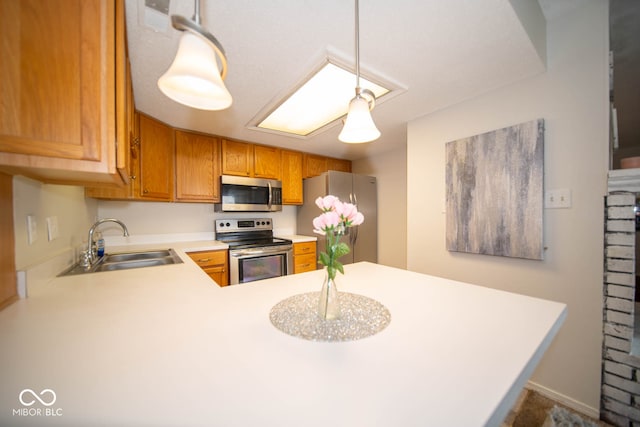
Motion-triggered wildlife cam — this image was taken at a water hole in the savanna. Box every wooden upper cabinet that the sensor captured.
[254,145,281,179]
[222,139,281,180]
[281,150,303,205]
[221,139,253,177]
[303,154,328,178]
[0,0,127,185]
[327,157,352,173]
[175,130,220,202]
[138,114,174,200]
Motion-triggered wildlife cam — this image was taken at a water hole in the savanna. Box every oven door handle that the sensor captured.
[230,246,291,257]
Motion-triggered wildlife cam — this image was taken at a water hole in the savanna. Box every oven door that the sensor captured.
[229,245,293,285]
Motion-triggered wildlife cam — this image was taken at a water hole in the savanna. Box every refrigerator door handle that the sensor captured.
[351,225,358,247]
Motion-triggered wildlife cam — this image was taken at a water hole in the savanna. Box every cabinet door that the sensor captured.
[138,114,174,200]
[254,145,281,179]
[303,154,328,178]
[327,157,352,173]
[85,53,136,199]
[188,250,228,287]
[294,241,317,274]
[281,150,303,205]
[203,267,229,287]
[0,172,17,309]
[175,131,220,202]
[222,139,252,176]
[0,0,122,184]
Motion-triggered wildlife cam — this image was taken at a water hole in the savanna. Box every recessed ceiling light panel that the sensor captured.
[249,59,395,139]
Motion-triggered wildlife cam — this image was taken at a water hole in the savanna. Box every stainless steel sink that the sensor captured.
[103,250,173,263]
[59,248,183,276]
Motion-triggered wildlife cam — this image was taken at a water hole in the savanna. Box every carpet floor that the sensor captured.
[501,389,613,427]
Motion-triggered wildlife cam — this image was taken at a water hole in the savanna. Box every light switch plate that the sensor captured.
[46,216,59,241]
[27,215,37,245]
[545,189,572,209]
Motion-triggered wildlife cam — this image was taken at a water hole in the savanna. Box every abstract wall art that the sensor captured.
[445,119,544,260]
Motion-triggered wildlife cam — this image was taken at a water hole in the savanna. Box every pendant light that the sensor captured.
[158,0,232,110]
[338,0,380,143]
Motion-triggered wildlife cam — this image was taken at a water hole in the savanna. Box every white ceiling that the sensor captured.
[125,0,570,161]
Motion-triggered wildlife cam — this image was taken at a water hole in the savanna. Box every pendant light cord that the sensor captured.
[193,0,201,25]
[355,0,360,91]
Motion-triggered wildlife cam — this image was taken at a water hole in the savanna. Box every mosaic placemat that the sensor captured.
[269,292,391,342]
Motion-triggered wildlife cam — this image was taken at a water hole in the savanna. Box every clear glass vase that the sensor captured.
[318,269,341,320]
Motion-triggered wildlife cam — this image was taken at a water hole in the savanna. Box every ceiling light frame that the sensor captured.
[246,51,403,140]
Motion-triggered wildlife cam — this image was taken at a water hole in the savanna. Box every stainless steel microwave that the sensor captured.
[215,175,283,212]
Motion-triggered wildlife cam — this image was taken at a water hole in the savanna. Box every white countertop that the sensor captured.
[0,255,565,427]
[278,234,317,243]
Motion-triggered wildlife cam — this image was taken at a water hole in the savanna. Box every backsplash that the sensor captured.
[96,200,298,237]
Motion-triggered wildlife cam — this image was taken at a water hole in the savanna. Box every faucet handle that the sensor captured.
[79,250,91,268]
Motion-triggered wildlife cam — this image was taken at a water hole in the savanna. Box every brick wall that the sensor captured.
[602,192,640,426]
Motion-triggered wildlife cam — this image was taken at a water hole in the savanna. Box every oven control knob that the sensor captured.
[226,222,231,227]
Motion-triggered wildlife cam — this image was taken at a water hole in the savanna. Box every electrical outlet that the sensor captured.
[46,216,59,241]
[545,189,572,209]
[26,215,37,244]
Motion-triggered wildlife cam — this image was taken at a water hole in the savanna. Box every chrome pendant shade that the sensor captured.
[158,0,232,110]
[338,0,380,144]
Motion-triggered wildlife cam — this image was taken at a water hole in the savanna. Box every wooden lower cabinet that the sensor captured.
[293,241,317,274]
[187,250,228,287]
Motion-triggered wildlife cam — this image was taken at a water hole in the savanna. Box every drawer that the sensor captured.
[294,253,317,274]
[294,241,316,256]
[187,250,227,268]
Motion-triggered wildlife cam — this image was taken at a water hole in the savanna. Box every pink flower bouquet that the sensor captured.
[312,195,364,280]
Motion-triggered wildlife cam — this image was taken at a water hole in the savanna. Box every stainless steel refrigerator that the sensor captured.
[297,170,377,266]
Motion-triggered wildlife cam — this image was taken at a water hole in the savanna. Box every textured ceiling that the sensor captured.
[125,0,557,161]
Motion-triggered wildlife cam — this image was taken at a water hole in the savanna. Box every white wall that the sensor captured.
[353,146,407,269]
[12,176,97,270]
[407,0,608,413]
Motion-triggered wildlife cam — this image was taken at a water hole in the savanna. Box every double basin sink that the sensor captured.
[60,249,183,276]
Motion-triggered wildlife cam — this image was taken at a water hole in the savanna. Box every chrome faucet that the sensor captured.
[86,219,130,265]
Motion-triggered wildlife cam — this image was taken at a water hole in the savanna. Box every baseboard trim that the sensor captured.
[526,380,600,420]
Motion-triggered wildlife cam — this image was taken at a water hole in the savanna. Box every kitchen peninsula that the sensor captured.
[0,253,565,427]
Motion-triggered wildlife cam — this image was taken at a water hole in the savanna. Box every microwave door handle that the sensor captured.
[268,182,272,210]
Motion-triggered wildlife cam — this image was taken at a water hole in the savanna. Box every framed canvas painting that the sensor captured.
[445,119,544,260]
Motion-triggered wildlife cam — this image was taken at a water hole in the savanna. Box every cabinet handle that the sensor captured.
[130,175,136,180]
[198,258,211,262]
[143,189,148,194]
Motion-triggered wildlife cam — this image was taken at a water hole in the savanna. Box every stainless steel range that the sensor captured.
[215,218,293,285]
